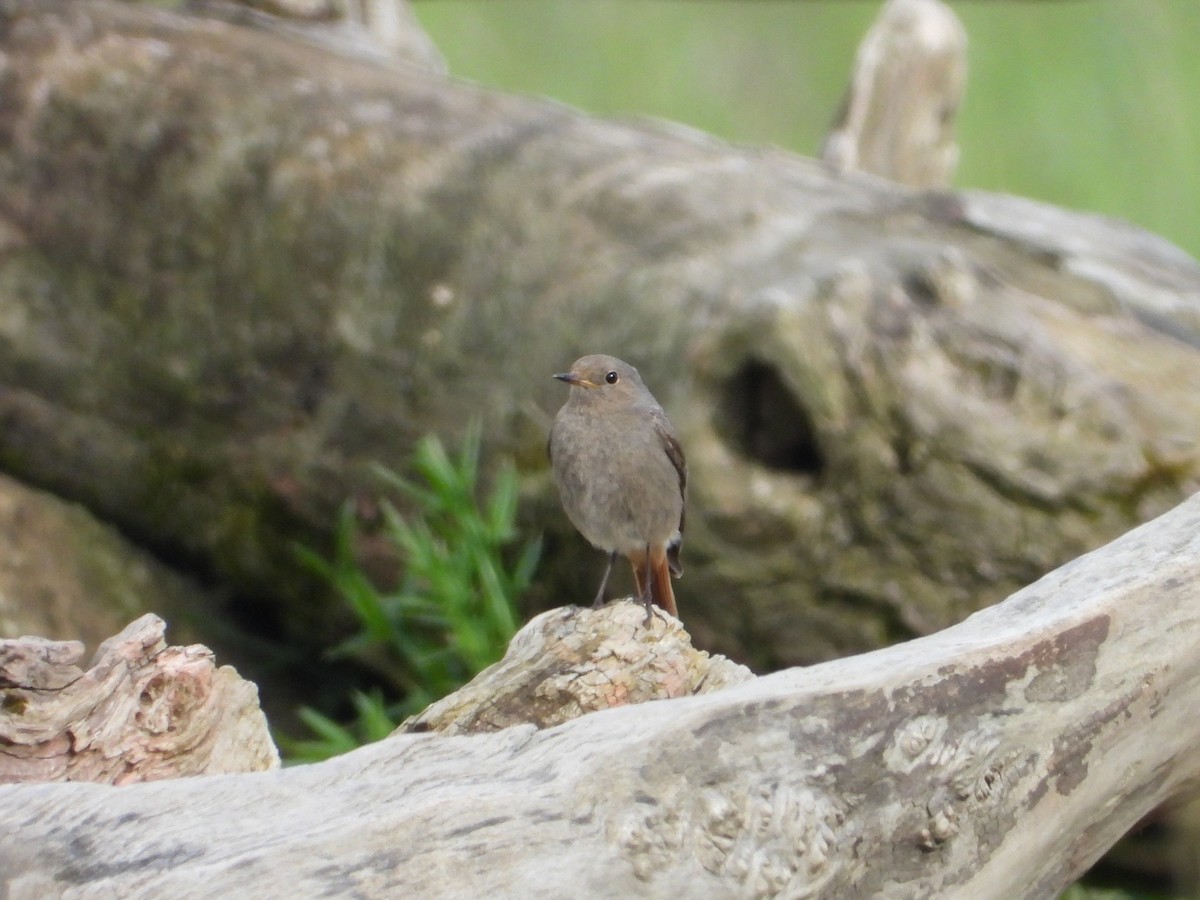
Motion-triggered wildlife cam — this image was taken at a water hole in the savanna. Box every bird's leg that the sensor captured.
[592,551,618,608]
[640,545,655,623]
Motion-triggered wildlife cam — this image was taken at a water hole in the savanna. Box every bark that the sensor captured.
[0,0,1198,672]
[0,614,278,784]
[1,494,1198,897]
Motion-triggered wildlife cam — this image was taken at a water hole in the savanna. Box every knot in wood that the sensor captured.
[884,714,947,773]
[612,778,843,898]
[917,800,959,851]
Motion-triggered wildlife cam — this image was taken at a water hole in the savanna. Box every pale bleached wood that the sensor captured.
[398,601,753,735]
[0,614,279,784]
[822,0,966,187]
[1,494,1198,898]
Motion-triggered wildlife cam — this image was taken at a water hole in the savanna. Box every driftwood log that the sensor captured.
[1,493,1198,896]
[0,614,277,784]
[0,0,1197,671]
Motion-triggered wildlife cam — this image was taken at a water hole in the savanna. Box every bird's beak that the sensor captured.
[554,372,597,388]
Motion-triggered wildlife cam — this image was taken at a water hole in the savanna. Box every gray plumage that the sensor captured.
[548,354,686,617]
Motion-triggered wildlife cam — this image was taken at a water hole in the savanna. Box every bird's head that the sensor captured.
[553,354,645,403]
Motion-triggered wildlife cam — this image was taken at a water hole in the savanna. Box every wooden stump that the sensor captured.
[0,614,278,784]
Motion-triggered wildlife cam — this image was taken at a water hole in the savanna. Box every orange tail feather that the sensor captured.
[629,546,678,618]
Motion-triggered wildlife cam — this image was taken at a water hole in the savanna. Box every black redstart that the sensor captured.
[548,354,687,619]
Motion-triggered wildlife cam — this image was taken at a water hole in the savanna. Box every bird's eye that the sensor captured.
[605,370,619,384]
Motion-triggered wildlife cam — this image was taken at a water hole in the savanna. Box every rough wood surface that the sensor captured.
[398,601,753,735]
[0,614,279,784]
[2,494,1198,897]
[0,0,1197,672]
[822,0,966,187]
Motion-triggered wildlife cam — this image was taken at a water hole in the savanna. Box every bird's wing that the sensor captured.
[656,418,687,577]
[658,425,687,507]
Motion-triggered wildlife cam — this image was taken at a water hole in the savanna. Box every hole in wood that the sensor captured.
[715,360,824,476]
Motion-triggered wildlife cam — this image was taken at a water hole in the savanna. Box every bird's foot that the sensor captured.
[636,588,659,625]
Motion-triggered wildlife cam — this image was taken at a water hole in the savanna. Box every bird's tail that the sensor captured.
[631,545,678,618]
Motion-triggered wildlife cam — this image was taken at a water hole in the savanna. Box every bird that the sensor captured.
[548,354,687,620]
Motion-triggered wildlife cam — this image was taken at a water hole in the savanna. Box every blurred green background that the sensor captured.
[414,0,1200,262]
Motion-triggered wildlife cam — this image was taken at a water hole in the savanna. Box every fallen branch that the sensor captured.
[1,494,1197,896]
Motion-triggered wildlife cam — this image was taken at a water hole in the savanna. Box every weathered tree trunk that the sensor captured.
[1,0,1198,670]
[2,493,1198,897]
[0,614,278,784]
[822,0,966,187]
